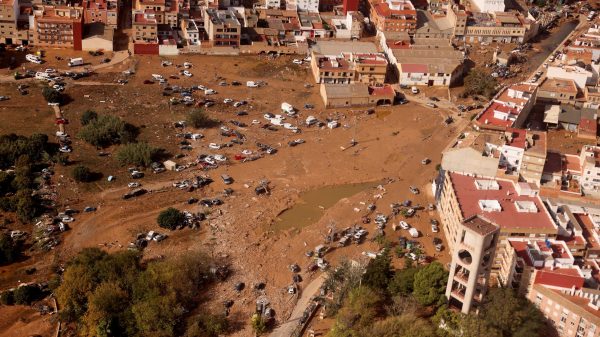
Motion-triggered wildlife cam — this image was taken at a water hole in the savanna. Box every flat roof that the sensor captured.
[448,172,556,233]
[462,215,499,236]
[540,78,578,94]
[312,41,379,56]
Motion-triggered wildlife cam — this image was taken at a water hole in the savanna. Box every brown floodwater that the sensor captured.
[273,181,381,233]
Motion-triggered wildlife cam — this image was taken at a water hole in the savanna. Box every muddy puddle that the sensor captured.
[273,181,380,233]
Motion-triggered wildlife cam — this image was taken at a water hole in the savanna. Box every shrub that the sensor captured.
[72,165,93,182]
[13,284,43,305]
[42,87,62,104]
[0,233,19,265]
[157,208,185,230]
[0,290,15,305]
[80,110,98,126]
[78,114,138,148]
[462,68,498,99]
[187,110,217,129]
[116,142,158,167]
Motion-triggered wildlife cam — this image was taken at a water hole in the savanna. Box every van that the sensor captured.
[281,102,294,114]
[68,57,83,67]
[26,54,42,64]
[305,116,317,126]
[411,86,419,94]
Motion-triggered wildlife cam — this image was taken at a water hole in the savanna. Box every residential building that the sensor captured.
[474,83,537,130]
[133,10,158,43]
[529,285,600,337]
[82,0,118,28]
[537,78,580,105]
[445,215,499,313]
[437,171,558,275]
[543,105,597,133]
[319,83,395,107]
[310,41,387,85]
[586,86,600,109]
[470,0,504,13]
[204,8,241,47]
[441,146,500,178]
[324,12,364,39]
[452,11,537,44]
[181,18,200,45]
[547,65,595,90]
[0,0,19,45]
[32,5,84,50]
[520,131,547,185]
[580,145,600,197]
[367,0,417,34]
[394,48,463,86]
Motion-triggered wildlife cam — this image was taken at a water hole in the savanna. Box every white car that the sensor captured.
[26,54,42,64]
[197,85,207,91]
[246,81,259,88]
[204,156,216,165]
[431,224,439,233]
[251,120,261,125]
[183,70,193,77]
[399,221,410,230]
[411,86,419,94]
[205,89,216,95]
[184,62,192,69]
[214,154,227,162]
[128,182,141,188]
[241,149,252,155]
[208,143,221,150]
[233,101,244,107]
[292,59,303,65]
[45,68,57,74]
[223,98,233,104]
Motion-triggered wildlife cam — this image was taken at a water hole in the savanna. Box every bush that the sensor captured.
[0,290,14,305]
[187,110,217,129]
[251,314,268,335]
[0,232,19,265]
[78,114,138,148]
[462,68,498,99]
[80,110,98,126]
[13,284,43,305]
[185,313,228,337]
[42,87,62,104]
[72,165,93,182]
[157,208,185,230]
[116,142,158,167]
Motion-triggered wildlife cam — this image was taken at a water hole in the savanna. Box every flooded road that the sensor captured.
[273,181,380,233]
[526,19,579,71]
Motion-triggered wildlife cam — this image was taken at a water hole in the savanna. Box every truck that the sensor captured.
[408,227,419,238]
[68,57,84,67]
[281,102,295,116]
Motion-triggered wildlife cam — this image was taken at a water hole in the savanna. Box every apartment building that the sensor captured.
[367,0,417,34]
[474,83,537,130]
[520,131,547,185]
[580,145,600,197]
[0,0,19,45]
[181,18,200,45]
[285,0,319,12]
[82,0,118,27]
[470,0,504,13]
[204,8,240,47]
[547,65,595,90]
[437,172,557,275]
[310,41,387,85]
[445,215,499,314]
[530,284,600,337]
[133,10,158,43]
[32,5,84,50]
[537,78,580,105]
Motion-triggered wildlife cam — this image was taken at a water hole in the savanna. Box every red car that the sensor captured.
[55,118,69,125]
[234,154,245,161]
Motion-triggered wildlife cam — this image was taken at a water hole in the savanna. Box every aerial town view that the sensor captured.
[1,0,600,335]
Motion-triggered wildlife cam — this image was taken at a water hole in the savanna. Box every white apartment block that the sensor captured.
[580,145,600,196]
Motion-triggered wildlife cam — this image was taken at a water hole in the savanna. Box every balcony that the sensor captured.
[454,272,470,284]
[451,289,466,300]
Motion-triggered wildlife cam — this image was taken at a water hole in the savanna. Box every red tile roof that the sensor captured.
[506,128,527,148]
[476,102,519,128]
[401,63,427,73]
[574,214,600,248]
[534,269,584,289]
[449,172,556,232]
[369,85,395,96]
[579,118,597,136]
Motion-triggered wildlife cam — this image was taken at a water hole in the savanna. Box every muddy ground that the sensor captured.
[0,53,460,336]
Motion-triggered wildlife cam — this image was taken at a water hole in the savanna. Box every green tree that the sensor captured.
[0,233,19,265]
[365,313,436,337]
[72,165,93,182]
[157,208,185,230]
[116,142,158,167]
[329,286,382,336]
[15,189,37,222]
[187,110,217,129]
[0,289,15,305]
[412,262,448,307]
[388,267,419,296]
[462,68,499,99]
[78,114,137,147]
[362,251,392,290]
[81,110,98,126]
[185,314,228,337]
[478,287,548,337]
[13,284,43,305]
[82,282,133,337]
[42,87,62,104]
[251,314,268,335]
